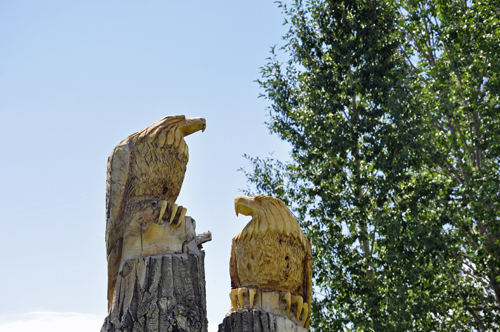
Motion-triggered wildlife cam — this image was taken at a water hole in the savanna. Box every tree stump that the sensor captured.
[101,252,208,332]
[218,309,307,332]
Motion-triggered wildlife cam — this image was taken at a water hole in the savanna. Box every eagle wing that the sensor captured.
[105,135,135,309]
[104,116,186,309]
[229,239,241,289]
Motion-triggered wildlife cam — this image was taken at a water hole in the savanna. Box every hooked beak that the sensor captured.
[181,117,206,136]
[234,195,254,217]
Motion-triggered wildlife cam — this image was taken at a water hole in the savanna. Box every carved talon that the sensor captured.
[168,204,187,227]
[230,289,239,311]
[169,204,178,224]
[237,288,246,309]
[301,302,309,327]
[249,288,256,309]
[230,287,256,310]
[292,295,303,321]
[177,207,187,228]
[282,291,291,317]
[158,200,168,223]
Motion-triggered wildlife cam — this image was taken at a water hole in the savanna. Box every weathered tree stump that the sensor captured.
[101,252,208,332]
[218,310,306,332]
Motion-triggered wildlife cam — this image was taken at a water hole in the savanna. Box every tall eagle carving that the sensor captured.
[230,195,312,328]
[105,115,206,311]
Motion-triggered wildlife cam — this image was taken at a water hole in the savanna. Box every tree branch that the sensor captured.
[406,28,435,67]
[438,254,488,331]
[446,114,471,183]
[443,159,464,185]
[472,111,482,169]
[454,119,476,168]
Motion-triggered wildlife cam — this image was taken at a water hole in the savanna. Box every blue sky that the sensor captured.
[0,1,292,330]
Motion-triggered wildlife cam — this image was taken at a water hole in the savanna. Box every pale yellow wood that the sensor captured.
[105,115,206,311]
[249,288,256,309]
[230,289,239,311]
[228,289,309,327]
[283,291,291,317]
[121,215,196,262]
[292,294,303,321]
[230,195,313,329]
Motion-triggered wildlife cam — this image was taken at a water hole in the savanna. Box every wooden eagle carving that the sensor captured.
[105,115,206,311]
[230,195,312,328]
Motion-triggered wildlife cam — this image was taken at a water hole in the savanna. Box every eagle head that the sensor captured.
[234,195,310,251]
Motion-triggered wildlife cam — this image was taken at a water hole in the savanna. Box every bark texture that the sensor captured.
[101,252,207,332]
[218,310,307,332]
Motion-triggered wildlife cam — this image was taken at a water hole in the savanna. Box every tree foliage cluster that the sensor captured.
[242,0,500,330]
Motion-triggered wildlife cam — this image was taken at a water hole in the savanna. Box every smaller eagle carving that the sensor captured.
[230,195,312,328]
[105,115,206,311]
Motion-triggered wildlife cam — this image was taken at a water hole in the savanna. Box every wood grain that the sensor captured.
[230,196,312,329]
[101,253,208,332]
[105,115,206,310]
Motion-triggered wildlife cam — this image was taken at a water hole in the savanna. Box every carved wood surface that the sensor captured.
[218,310,307,332]
[230,196,312,328]
[101,253,208,332]
[105,115,206,308]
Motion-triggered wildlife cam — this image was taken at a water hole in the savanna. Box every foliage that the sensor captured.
[242,0,500,330]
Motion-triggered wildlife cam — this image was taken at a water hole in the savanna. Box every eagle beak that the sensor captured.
[182,117,206,136]
[234,195,254,217]
[158,200,168,223]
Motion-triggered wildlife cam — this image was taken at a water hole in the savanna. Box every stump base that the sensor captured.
[218,310,307,332]
[101,253,207,332]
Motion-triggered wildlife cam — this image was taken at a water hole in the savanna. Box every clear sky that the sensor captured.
[0,1,292,331]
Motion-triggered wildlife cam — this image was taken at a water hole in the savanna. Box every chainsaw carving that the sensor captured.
[105,115,206,311]
[230,195,312,328]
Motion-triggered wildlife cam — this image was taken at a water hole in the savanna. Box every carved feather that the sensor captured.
[232,195,313,312]
[105,115,206,311]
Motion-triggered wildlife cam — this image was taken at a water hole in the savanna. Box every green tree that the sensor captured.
[242,0,500,330]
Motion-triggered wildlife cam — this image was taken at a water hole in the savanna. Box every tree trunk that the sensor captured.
[101,252,208,332]
[218,310,307,332]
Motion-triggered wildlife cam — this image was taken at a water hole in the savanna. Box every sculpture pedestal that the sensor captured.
[101,253,208,332]
[218,310,307,332]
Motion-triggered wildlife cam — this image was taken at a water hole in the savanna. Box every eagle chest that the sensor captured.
[128,145,188,200]
[232,232,306,295]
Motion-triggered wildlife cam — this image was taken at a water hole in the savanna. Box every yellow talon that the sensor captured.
[177,207,187,227]
[301,302,309,327]
[238,288,246,308]
[169,204,178,224]
[282,292,291,317]
[292,295,303,321]
[230,289,239,311]
[249,288,256,309]
[158,200,168,223]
